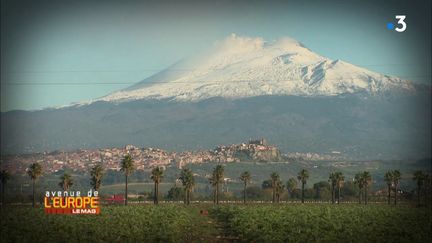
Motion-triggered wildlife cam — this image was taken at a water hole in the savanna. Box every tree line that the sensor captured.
[0,155,431,207]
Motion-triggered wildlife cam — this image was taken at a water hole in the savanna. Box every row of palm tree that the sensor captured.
[25,161,432,207]
[179,168,195,205]
[353,171,372,204]
[384,170,401,205]
[1,156,431,207]
[268,172,285,203]
[254,169,427,206]
[119,154,169,205]
[209,165,224,205]
[413,171,430,206]
[24,162,103,208]
[262,170,341,204]
[329,172,344,204]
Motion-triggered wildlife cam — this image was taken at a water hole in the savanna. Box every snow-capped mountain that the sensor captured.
[95,34,414,103]
[2,35,429,160]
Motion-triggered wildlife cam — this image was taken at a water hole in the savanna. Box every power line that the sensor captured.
[2,63,430,74]
[2,75,431,86]
[4,70,162,74]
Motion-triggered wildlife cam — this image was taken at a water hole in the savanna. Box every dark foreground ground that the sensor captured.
[1,204,431,243]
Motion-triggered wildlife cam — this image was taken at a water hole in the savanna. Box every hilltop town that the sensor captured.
[1,139,344,175]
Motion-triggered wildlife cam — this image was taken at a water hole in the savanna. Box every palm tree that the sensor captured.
[354,173,364,204]
[328,172,337,204]
[392,170,401,205]
[270,172,280,203]
[384,171,394,205]
[239,171,251,204]
[286,178,297,200]
[120,154,134,205]
[90,163,104,194]
[27,163,42,208]
[208,176,217,204]
[426,174,432,206]
[151,167,164,205]
[0,170,11,206]
[275,180,285,203]
[297,169,309,203]
[179,168,195,205]
[335,172,344,204]
[361,171,372,205]
[413,170,426,206]
[59,172,73,191]
[210,165,224,205]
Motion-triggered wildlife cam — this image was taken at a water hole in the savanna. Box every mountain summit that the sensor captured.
[95,34,415,103]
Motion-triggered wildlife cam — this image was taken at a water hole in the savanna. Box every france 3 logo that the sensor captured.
[387,15,406,32]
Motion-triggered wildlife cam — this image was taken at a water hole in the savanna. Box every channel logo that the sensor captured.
[387,15,407,32]
[44,190,100,215]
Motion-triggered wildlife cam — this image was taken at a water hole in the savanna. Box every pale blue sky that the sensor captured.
[1,0,430,111]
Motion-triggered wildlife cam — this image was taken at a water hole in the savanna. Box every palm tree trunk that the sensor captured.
[187,188,191,205]
[394,185,397,205]
[417,185,421,206]
[358,188,362,204]
[364,187,368,205]
[272,187,275,203]
[32,179,36,208]
[301,182,305,203]
[213,187,216,205]
[157,182,159,204]
[154,182,159,205]
[338,186,341,204]
[331,185,335,204]
[153,182,156,204]
[387,185,391,205]
[243,183,247,204]
[1,183,4,206]
[216,183,219,205]
[125,174,128,206]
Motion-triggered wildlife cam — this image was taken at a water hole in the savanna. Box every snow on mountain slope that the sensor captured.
[94,34,416,103]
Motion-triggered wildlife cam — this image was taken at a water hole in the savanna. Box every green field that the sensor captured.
[211,204,432,243]
[0,205,218,243]
[1,204,431,243]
